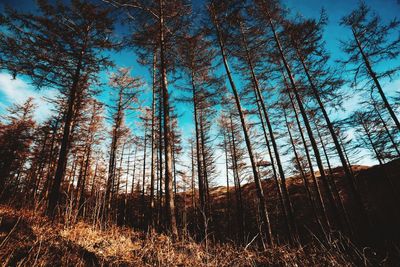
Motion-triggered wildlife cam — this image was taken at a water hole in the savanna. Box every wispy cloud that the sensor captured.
[0,72,56,122]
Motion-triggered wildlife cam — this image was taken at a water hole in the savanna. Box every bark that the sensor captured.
[352,28,400,131]
[159,0,178,237]
[240,23,295,240]
[211,6,273,244]
[267,14,342,231]
[191,72,206,214]
[47,49,84,217]
[283,107,324,235]
[150,50,157,227]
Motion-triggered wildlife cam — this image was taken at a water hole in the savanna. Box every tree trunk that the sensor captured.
[211,7,273,245]
[283,107,324,236]
[296,50,367,235]
[240,23,295,240]
[284,76,331,229]
[191,73,206,216]
[268,15,342,231]
[371,97,400,156]
[352,28,400,131]
[228,117,245,243]
[150,50,157,228]
[142,127,147,227]
[159,0,178,237]
[47,52,83,218]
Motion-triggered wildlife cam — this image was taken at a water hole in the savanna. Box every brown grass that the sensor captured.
[0,205,363,266]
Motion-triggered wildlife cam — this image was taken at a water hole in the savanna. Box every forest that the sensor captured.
[0,0,399,266]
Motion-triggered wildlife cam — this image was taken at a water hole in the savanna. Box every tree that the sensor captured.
[75,99,104,217]
[0,98,36,199]
[283,15,365,236]
[209,0,273,245]
[254,0,348,233]
[0,0,115,217]
[105,68,141,220]
[228,7,296,241]
[109,0,191,237]
[177,31,220,230]
[340,3,400,131]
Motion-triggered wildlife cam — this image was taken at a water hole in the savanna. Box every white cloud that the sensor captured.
[0,72,56,122]
[385,78,400,95]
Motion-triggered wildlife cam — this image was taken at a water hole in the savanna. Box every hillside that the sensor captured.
[176,159,400,264]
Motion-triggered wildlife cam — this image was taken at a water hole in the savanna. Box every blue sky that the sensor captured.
[0,0,399,185]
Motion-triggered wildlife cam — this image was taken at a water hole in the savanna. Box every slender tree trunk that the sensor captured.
[360,117,400,203]
[371,97,400,156]
[190,142,195,210]
[142,127,147,227]
[223,131,231,232]
[105,89,123,220]
[268,15,342,231]
[131,145,138,195]
[313,118,353,236]
[211,7,273,244]
[31,130,49,205]
[90,161,98,197]
[296,50,367,235]
[47,50,84,217]
[172,143,177,199]
[78,144,91,217]
[124,151,131,225]
[240,23,295,240]
[191,73,206,216]
[41,117,61,205]
[199,110,211,216]
[283,75,331,229]
[159,0,177,237]
[352,28,400,131]
[283,107,324,235]
[150,50,157,228]
[228,117,245,243]
[158,90,164,228]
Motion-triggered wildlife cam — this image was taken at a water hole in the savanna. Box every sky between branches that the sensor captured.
[0,0,399,185]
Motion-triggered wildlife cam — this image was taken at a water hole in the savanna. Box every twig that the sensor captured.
[244,233,259,251]
[0,216,21,249]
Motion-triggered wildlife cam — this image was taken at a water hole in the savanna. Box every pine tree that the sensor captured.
[0,0,115,217]
[110,0,191,237]
[0,98,36,200]
[340,3,400,131]
[209,0,273,245]
[105,68,141,220]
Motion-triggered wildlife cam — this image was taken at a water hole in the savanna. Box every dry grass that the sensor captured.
[0,205,361,266]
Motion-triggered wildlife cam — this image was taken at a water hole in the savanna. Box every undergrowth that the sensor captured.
[0,205,367,266]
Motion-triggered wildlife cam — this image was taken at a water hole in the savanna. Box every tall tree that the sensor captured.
[209,0,273,245]
[105,68,141,219]
[177,31,220,229]
[111,0,191,237]
[340,3,400,131]
[0,98,36,199]
[0,0,115,217]
[229,8,296,241]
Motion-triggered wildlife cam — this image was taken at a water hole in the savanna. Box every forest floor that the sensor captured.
[0,205,361,266]
[1,159,400,266]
